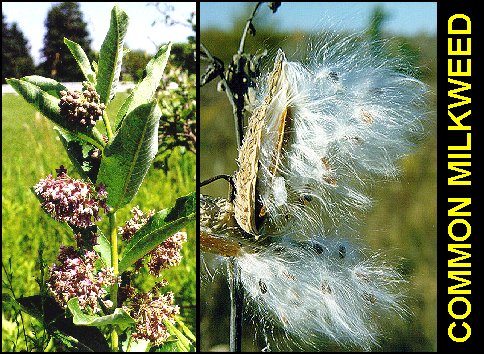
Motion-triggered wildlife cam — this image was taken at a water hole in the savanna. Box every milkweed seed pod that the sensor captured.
[233,50,290,238]
[233,35,427,239]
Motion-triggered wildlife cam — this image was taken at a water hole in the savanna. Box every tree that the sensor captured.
[38,2,93,82]
[367,5,389,41]
[121,49,152,82]
[2,12,35,83]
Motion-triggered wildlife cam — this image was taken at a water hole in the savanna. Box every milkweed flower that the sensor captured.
[59,82,105,128]
[119,206,187,276]
[119,206,155,241]
[34,166,110,228]
[124,285,180,346]
[147,231,187,276]
[47,245,117,314]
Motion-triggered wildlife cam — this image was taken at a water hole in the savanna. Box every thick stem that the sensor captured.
[109,211,119,351]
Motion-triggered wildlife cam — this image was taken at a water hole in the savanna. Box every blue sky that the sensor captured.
[2,2,196,65]
[201,2,436,36]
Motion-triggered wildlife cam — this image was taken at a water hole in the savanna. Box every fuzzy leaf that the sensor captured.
[64,38,96,84]
[115,43,171,130]
[6,78,104,149]
[118,192,195,273]
[97,101,160,211]
[67,298,135,330]
[19,75,68,98]
[96,5,129,104]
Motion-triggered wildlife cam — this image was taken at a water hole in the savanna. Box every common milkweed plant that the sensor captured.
[4,6,195,352]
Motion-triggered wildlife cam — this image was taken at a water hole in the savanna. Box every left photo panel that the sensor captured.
[2,2,196,352]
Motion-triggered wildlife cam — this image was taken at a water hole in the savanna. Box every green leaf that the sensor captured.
[163,319,193,351]
[54,126,101,183]
[118,192,195,273]
[6,294,110,352]
[20,75,68,98]
[157,340,187,352]
[97,101,161,211]
[64,38,96,84]
[175,317,196,343]
[96,5,129,104]
[6,78,104,149]
[67,298,135,330]
[115,43,171,130]
[94,228,112,268]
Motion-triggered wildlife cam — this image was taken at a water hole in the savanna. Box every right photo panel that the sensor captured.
[199,2,437,352]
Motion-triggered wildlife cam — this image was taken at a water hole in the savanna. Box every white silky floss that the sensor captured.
[212,33,428,350]
[255,34,427,239]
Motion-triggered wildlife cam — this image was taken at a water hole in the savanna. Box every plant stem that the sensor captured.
[103,111,114,142]
[109,211,119,351]
[200,42,244,146]
[228,259,243,352]
[126,336,133,352]
[238,2,263,55]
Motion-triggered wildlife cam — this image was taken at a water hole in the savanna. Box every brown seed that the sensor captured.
[321,280,332,294]
[328,71,339,82]
[345,135,363,144]
[321,157,337,185]
[355,271,370,283]
[259,279,268,294]
[282,271,296,281]
[323,176,337,186]
[338,245,346,259]
[360,109,374,124]
[321,157,331,171]
[362,292,377,304]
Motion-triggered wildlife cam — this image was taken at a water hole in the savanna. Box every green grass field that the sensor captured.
[2,92,196,351]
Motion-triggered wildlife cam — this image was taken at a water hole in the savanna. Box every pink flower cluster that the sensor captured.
[125,286,180,346]
[118,206,155,241]
[48,245,117,314]
[34,166,110,228]
[119,206,187,276]
[148,232,187,277]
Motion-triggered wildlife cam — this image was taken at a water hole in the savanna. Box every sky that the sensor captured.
[201,2,437,36]
[2,2,196,65]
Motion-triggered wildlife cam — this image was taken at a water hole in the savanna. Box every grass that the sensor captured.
[2,92,196,351]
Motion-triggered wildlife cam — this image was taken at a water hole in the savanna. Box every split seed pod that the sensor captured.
[233,50,291,238]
